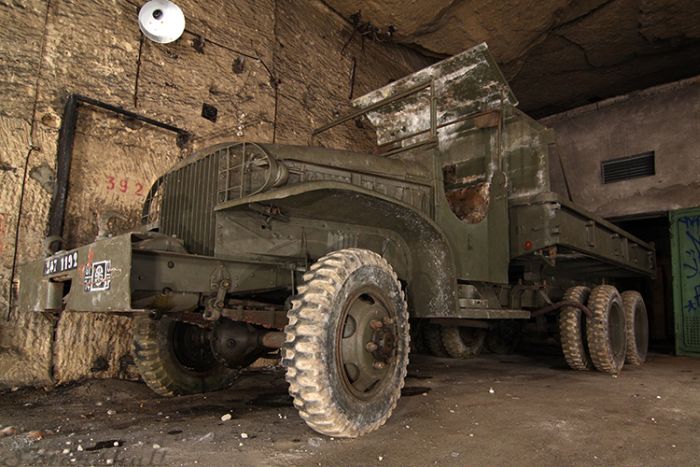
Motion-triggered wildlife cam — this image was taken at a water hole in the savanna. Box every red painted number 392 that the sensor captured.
[106,176,144,196]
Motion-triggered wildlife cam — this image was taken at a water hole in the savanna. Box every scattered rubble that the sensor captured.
[26,430,46,441]
[0,426,17,437]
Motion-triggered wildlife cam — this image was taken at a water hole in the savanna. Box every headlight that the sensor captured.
[218,143,288,202]
[141,177,163,228]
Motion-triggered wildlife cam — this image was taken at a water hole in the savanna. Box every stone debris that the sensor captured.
[195,432,215,443]
[221,413,232,422]
[107,409,116,416]
[489,388,495,394]
[0,426,17,437]
[240,433,249,439]
[308,437,322,447]
[153,444,161,449]
[26,430,46,441]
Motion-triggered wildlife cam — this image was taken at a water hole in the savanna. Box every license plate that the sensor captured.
[44,251,79,275]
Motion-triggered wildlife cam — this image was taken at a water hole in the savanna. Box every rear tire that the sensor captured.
[441,326,486,359]
[132,314,239,396]
[586,285,627,375]
[282,249,409,438]
[423,324,449,357]
[559,286,593,371]
[621,291,649,366]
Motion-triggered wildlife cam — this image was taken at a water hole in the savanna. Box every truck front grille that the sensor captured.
[159,153,219,256]
[156,143,280,256]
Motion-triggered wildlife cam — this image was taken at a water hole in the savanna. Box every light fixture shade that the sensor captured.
[138,0,186,44]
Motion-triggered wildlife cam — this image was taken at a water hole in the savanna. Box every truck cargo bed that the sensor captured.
[509,192,655,278]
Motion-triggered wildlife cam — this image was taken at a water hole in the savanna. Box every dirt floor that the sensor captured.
[1,351,699,466]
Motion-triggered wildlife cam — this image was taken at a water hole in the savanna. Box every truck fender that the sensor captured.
[215,181,459,318]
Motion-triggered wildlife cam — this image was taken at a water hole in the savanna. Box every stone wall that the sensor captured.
[542,75,700,219]
[0,0,430,388]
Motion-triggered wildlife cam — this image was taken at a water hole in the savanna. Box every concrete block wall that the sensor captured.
[542,76,700,219]
[0,0,430,388]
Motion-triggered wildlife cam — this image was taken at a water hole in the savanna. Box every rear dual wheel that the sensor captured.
[586,285,627,375]
[621,291,648,366]
[559,286,593,371]
[559,285,648,375]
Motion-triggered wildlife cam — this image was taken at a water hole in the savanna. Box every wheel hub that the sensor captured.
[337,290,398,400]
[367,318,397,364]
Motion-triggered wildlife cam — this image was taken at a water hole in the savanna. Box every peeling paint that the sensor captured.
[352,44,517,150]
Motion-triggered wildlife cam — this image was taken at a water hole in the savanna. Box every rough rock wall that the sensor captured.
[323,0,700,116]
[274,0,430,149]
[0,0,430,388]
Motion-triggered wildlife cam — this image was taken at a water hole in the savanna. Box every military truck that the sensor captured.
[17,44,655,438]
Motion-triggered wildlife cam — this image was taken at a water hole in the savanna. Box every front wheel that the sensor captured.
[282,249,410,438]
[132,314,239,396]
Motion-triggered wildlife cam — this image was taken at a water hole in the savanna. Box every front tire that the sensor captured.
[132,314,239,396]
[282,249,410,438]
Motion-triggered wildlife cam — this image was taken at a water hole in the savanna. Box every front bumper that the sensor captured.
[17,233,137,313]
[17,232,296,314]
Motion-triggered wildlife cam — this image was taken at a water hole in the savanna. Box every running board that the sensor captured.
[455,308,531,319]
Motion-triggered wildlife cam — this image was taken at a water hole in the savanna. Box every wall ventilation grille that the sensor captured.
[602,152,655,184]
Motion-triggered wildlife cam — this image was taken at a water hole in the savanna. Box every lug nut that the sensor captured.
[370,319,383,329]
[373,361,386,370]
[365,342,378,352]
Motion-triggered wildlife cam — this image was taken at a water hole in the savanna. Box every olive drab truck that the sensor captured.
[16,43,655,438]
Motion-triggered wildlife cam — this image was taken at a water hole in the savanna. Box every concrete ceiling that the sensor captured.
[324,0,700,116]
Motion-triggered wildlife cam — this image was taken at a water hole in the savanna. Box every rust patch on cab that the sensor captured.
[445,183,490,224]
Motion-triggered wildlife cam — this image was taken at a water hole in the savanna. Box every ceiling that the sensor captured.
[324,0,700,116]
